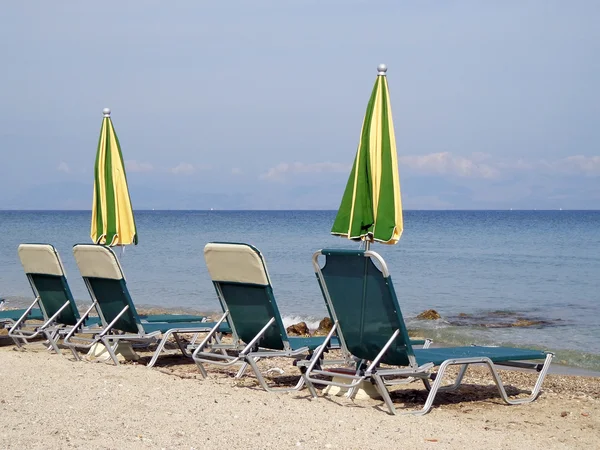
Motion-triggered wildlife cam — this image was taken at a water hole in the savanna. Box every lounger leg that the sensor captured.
[101,336,121,366]
[8,298,44,348]
[300,371,319,398]
[421,378,431,390]
[412,360,491,415]
[346,362,367,400]
[191,312,230,378]
[435,363,469,392]
[406,354,554,415]
[42,329,62,354]
[11,330,25,348]
[246,355,306,393]
[9,318,35,348]
[69,343,83,361]
[146,331,193,368]
[372,372,397,415]
[173,333,191,358]
[298,355,321,399]
[303,373,319,398]
[485,353,554,405]
[373,361,455,416]
[299,324,339,399]
[236,356,262,379]
[235,362,250,379]
[186,332,200,347]
[196,361,208,378]
[410,360,454,415]
[147,336,168,368]
[147,332,174,368]
[13,337,28,348]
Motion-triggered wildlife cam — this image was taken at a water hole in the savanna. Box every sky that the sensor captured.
[1,1,599,210]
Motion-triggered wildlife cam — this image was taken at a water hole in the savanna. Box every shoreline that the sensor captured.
[3,300,600,378]
[134,305,600,378]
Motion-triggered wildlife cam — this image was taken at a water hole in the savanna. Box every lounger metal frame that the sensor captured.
[192,313,321,392]
[63,298,210,367]
[301,249,554,415]
[1,306,43,347]
[192,242,348,393]
[9,244,101,352]
[63,244,217,367]
[9,281,75,353]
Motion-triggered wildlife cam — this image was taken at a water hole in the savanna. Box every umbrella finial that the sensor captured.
[103,108,111,117]
[377,64,387,76]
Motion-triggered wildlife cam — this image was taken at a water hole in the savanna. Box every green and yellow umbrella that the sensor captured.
[331,64,403,246]
[91,108,138,246]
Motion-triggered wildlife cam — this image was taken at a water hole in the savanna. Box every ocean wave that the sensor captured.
[281,315,324,332]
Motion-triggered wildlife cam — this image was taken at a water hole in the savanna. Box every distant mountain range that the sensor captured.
[1,176,598,210]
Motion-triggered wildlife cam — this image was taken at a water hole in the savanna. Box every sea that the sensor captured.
[1,210,599,372]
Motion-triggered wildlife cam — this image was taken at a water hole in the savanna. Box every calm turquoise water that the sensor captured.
[1,210,599,370]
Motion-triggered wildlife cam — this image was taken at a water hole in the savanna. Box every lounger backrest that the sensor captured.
[73,244,141,334]
[204,242,288,350]
[315,249,415,366]
[18,244,80,325]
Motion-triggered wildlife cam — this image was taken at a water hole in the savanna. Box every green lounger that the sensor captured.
[192,242,343,393]
[63,244,229,367]
[140,313,207,323]
[9,244,103,352]
[1,307,44,325]
[8,244,204,351]
[301,249,554,415]
[1,306,44,344]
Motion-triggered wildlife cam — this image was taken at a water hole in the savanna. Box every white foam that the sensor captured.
[281,315,323,332]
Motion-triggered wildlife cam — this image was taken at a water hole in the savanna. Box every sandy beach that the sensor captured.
[1,337,598,450]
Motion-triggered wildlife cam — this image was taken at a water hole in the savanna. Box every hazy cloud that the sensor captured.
[231,167,243,175]
[125,160,154,173]
[548,155,600,175]
[260,162,351,182]
[495,159,533,171]
[400,153,600,179]
[258,153,600,186]
[169,163,196,175]
[400,152,500,179]
[57,162,70,173]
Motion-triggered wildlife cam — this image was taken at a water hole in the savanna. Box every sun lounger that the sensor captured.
[8,244,103,352]
[192,242,344,392]
[63,244,228,367]
[1,308,45,342]
[300,249,554,415]
[8,244,205,351]
[1,308,44,325]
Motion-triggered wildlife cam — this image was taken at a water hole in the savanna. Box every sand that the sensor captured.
[1,340,599,450]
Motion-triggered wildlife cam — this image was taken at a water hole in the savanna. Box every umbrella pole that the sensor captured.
[359,234,374,342]
[363,232,374,251]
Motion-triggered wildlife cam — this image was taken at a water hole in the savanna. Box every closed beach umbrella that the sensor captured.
[91,108,138,246]
[331,64,403,246]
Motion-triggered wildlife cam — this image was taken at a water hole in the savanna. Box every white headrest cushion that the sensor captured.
[204,243,270,286]
[73,245,124,280]
[18,244,66,277]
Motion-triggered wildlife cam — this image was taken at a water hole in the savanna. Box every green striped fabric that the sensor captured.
[331,66,403,244]
[91,110,138,246]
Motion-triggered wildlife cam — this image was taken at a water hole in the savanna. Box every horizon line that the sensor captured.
[1,209,599,212]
